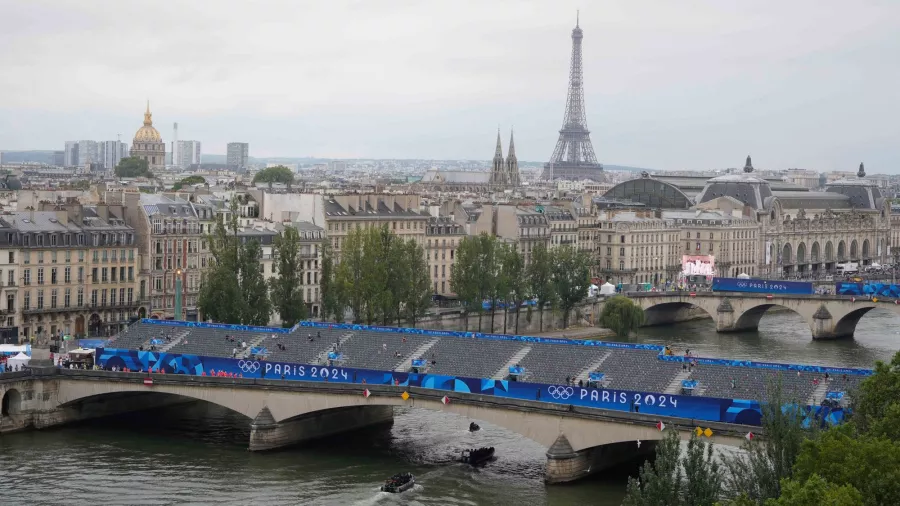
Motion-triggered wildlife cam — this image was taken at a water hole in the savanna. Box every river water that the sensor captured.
[1,310,897,505]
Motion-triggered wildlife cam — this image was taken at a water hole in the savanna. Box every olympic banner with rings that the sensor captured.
[94,347,845,428]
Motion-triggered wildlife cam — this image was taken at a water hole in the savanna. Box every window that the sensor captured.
[79,250,85,262]
[92,251,99,263]
[64,267,71,283]
[101,268,108,282]
[51,268,57,284]
[23,252,29,264]
[51,251,57,263]
[37,290,43,309]
[128,266,134,281]
[6,252,12,263]
[101,289,107,306]
[23,269,30,285]
[78,267,84,283]
[37,268,44,285]
[50,289,57,309]
[92,267,98,284]
[127,288,133,303]
[23,291,30,310]
[120,288,126,304]
[91,289,98,306]
[64,288,71,308]
[110,288,116,305]
[77,287,84,306]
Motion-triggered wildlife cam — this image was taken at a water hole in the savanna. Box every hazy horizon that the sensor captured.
[1,1,898,172]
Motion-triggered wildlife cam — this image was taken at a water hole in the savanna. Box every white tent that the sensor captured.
[7,352,30,370]
[599,282,616,295]
[737,273,751,279]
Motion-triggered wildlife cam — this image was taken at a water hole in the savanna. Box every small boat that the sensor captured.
[469,422,480,432]
[460,446,495,466]
[380,472,415,493]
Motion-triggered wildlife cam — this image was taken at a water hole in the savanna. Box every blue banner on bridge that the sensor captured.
[711,277,813,295]
[835,281,900,297]
[96,347,846,428]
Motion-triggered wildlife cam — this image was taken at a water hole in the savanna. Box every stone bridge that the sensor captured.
[629,292,897,339]
[1,369,752,484]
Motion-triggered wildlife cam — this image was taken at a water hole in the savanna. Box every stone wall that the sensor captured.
[413,301,602,334]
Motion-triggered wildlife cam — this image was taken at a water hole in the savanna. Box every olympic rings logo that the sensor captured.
[547,386,575,400]
[238,360,260,373]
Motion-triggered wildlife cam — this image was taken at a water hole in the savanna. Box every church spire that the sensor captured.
[506,129,520,187]
[490,128,506,186]
[144,100,153,126]
[743,155,754,173]
[858,162,865,178]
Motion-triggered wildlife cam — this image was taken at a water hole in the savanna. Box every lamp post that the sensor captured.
[174,268,183,321]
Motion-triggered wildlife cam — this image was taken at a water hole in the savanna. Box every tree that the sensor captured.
[550,245,592,328]
[624,429,683,506]
[319,241,341,322]
[172,175,206,190]
[115,157,153,178]
[401,238,433,327]
[848,350,900,441]
[269,226,307,327]
[683,430,725,506]
[252,165,294,186]
[450,236,482,332]
[475,234,498,332]
[722,380,813,504]
[500,245,528,334]
[766,474,863,506]
[198,199,271,325]
[789,428,900,506]
[598,296,645,338]
[361,226,390,325]
[527,243,555,332]
[238,239,272,326]
[334,226,367,323]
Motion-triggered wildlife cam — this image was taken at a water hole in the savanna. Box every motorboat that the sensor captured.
[380,472,415,493]
[469,422,480,432]
[460,446,495,466]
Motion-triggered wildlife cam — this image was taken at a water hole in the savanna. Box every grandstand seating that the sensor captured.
[423,337,525,378]
[105,322,870,404]
[517,343,609,385]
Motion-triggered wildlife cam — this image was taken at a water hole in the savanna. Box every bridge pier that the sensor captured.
[545,435,656,484]
[248,405,394,451]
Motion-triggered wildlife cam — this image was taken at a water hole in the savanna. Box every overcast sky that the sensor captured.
[1,0,898,171]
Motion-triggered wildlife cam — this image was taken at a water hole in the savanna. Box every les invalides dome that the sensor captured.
[129,101,166,171]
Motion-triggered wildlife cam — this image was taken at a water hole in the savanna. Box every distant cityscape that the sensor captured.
[0,15,897,344]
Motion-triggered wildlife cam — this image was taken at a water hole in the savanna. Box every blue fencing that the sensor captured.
[139,318,664,351]
[658,353,873,376]
[836,282,900,297]
[96,347,848,428]
[712,277,813,295]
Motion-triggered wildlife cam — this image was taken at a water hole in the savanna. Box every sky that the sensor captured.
[1,0,899,172]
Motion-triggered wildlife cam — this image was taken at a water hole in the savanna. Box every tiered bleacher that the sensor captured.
[104,321,870,404]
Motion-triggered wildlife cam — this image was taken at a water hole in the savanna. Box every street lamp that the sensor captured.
[174,268,183,321]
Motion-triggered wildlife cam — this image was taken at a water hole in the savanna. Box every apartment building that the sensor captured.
[425,216,464,296]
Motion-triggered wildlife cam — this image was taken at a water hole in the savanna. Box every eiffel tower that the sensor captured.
[541,13,604,181]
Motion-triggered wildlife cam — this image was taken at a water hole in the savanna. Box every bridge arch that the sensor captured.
[1,388,22,416]
[832,306,879,338]
[731,302,806,334]
[640,301,715,327]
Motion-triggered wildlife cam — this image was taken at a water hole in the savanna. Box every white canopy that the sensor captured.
[599,282,616,295]
[737,273,751,279]
[7,352,30,370]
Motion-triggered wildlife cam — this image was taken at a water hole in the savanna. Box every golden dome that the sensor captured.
[133,101,163,143]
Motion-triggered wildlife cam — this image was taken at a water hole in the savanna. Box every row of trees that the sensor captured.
[319,225,432,326]
[623,351,900,505]
[198,200,308,327]
[115,157,153,178]
[450,235,593,333]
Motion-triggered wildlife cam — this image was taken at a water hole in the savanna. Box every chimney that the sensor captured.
[55,210,68,225]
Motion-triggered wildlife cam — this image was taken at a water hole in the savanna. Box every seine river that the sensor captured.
[1,309,897,506]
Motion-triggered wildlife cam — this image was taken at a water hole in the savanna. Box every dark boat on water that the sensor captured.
[469,422,480,432]
[380,472,415,493]
[460,446,495,466]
